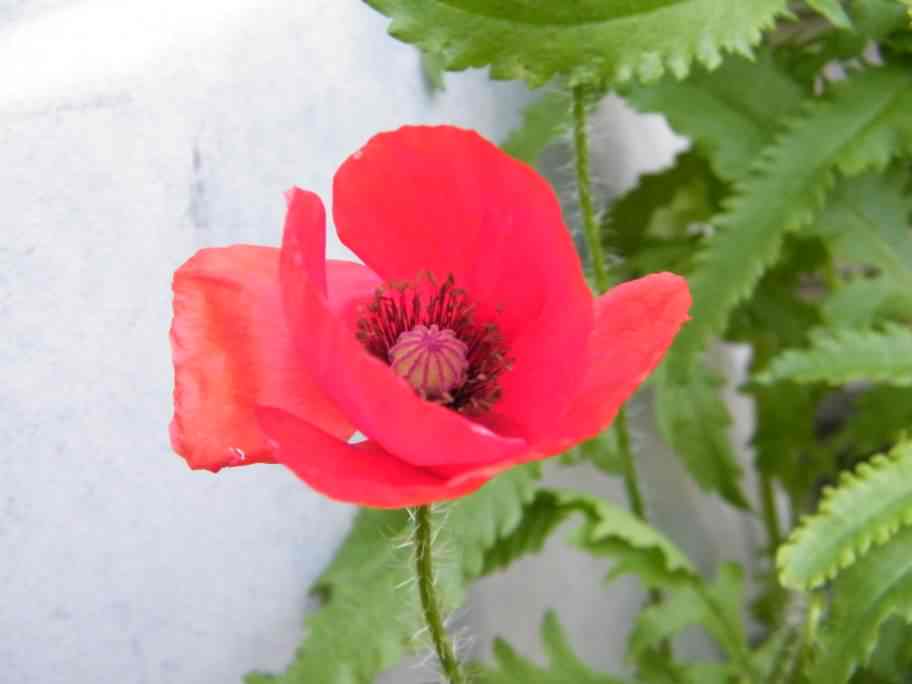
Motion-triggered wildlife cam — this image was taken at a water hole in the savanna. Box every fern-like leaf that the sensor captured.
[664,64,912,378]
[811,169,912,287]
[474,611,628,684]
[629,563,759,682]
[364,0,788,87]
[758,324,912,386]
[655,360,748,508]
[624,53,805,180]
[778,441,912,590]
[808,525,912,683]
[806,0,853,28]
[482,489,695,587]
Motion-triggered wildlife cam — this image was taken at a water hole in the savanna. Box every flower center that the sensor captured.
[355,273,511,415]
[388,324,468,400]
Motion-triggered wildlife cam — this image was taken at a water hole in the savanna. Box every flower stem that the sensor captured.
[615,407,647,520]
[414,505,465,684]
[572,84,610,294]
[572,84,649,525]
[759,473,783,553]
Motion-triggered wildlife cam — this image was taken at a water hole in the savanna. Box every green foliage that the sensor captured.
[758,324,912,386]
[807,0,853,27]
[629,563,758,682]
[778,441,912,590]
[812,170,912,289]
[245,467,537,684]
[663,64,912,380]
[601,149,723,274]
[364,0,788,87]
[624,53,806,181]
[474,611,628,684]
[809,525,912,683]
[501,89,573,164]
[654,361,748,508]
[558,427,625,475]
[483,489,695,586]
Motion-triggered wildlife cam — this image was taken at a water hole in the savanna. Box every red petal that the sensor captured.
[280,187,530,468]
[535,273,692,454]
[169,245,353,471]
[333,126,593,439]
[257,407,490,508]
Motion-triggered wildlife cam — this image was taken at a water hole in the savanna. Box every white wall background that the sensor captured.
[2,2,760,683]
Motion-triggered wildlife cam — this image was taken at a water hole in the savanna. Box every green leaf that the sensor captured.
[474,611,628,684]
[629,563,759,682]
[811,170,912,286]
[821,277,899,329]
[625,52,805,180]
[751,382,827,499]
[809,525,912,683]
[654,360,749,508]
[364,0,788,87]
[665,64,912,378]
[807,0,853,28]
[601,149,723,267]
[420,50,447,92]
[245,466,538,684]
[482,489,695,585]
[501,88,572,164]
[836,386,912,457]
[758,324,912,386]
[778,440,912,590]
[559,427,625,474]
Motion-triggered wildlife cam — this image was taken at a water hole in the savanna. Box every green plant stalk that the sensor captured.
[572,84,610,294]
[572,84,648,524]
[759,473,783,553]
[414,505,465,684]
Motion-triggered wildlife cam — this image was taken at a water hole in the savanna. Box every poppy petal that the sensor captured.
[257,407,490,508]
[333,126,593,440]
[169,246,354,471]
[534,273,692,455]
[280,187,530,468]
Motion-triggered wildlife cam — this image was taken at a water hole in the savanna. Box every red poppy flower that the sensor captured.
[169,125,690,508]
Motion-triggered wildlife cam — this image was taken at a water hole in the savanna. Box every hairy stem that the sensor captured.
[572,84,649,524]
[572,84,610,293]
[615,407,647,520]
[414,505,465,684]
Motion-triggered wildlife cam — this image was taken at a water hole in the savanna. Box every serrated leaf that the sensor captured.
[245,466,537,684]
[655,360,748,508]
[778,441,912,590]
[809,524,912,683]
[629,563,759,681]
[420,50,447,92]
[482,489,695,588]
[811,170,912,286]
[807,0,853,28]
[364,0,788,88]
[822,277,898,329]
[501,88,572,164]
[474,611,628,684]
[664,64,912,378]
[758,324,912,386]
[625,52,805,180]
